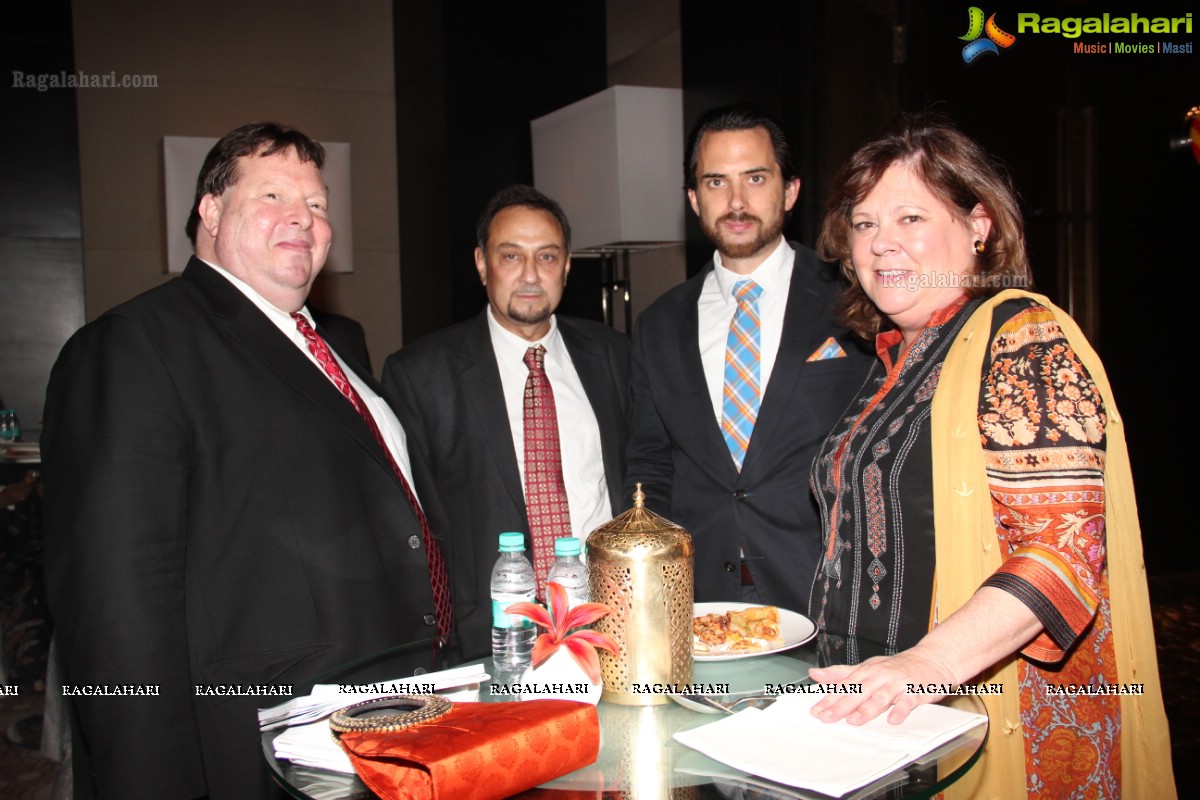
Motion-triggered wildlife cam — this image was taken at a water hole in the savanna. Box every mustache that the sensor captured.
[718,212,763,225]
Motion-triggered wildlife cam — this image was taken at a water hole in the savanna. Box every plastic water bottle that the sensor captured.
[546,537,588,611]
[0,410,19,441]
[490,532,537,669]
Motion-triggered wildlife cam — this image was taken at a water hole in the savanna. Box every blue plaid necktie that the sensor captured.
[721,279,763,471]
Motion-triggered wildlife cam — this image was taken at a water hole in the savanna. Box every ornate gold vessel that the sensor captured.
[586,484,694,705]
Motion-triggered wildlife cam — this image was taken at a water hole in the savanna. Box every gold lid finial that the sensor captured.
[633,482,645,508]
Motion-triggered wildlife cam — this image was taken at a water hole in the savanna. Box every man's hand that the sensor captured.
[0,472,37,507]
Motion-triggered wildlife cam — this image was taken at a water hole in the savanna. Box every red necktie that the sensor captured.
[522,345,572,600]
[293,312,453,646]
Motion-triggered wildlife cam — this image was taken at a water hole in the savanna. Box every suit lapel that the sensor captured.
[182,260,397,481]
[459,313,527,518]
[559,319,623,511]
[680,268,741,484]
[740,249,825,477]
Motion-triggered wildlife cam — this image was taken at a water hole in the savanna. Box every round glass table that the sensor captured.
[262,641,988,800]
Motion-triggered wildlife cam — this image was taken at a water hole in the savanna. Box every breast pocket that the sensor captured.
[798,355,865,378]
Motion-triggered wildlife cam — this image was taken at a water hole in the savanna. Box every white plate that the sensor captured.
[693,602,817,662]
[0,444,40,461]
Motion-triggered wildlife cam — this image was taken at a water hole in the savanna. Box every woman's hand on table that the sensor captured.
[808,587,1044,726]
[808,648,956,725]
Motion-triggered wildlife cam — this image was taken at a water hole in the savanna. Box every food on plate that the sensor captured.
[693,606,783,654]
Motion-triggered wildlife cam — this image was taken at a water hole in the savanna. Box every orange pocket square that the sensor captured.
[807,336,847,362]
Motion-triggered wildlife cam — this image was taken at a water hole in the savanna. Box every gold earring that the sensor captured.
[973,240,986,255]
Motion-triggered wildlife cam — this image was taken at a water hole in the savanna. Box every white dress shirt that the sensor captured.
[697,237,795,424]
[201,259,421,501]
[486,307,612,540]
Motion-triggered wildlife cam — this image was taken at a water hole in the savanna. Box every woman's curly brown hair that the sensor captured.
[817,112,1033,340]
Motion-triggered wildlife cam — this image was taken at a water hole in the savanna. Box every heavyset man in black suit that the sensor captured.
[625,105,872,611]
[42,123,450,798]
[383,186,629,661]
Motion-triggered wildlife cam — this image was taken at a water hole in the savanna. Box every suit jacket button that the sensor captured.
[414,667,428,675]
[408,535,422,549]
[724,561,737,573]
[423,613,436,626]
[733,489,747,501]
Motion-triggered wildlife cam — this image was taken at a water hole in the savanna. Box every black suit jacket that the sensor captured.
[42,259,445,799]
[624,243,872,612]
[382,311,630,660]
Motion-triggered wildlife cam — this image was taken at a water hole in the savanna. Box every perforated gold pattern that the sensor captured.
[587,485,694,705]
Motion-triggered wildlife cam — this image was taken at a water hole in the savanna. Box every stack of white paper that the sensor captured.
[272,718,359,774]
[673,693,986,797]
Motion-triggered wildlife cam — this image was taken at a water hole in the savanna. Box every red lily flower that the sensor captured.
[505,582,620,684]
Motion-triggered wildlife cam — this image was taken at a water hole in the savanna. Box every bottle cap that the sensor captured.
[553,537,582,557]
[498,531,526,552]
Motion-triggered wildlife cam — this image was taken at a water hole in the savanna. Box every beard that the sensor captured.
[701,210,786,261]
[506,293,553,326]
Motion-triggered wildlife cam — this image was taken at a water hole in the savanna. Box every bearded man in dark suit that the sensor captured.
[42,122,452,799]
[382,185,629,661]
[625,105,872,612]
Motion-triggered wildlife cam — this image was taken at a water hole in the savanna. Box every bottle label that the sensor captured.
[491,593,535,629]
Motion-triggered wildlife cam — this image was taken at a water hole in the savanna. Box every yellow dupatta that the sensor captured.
[930,290,1175,799]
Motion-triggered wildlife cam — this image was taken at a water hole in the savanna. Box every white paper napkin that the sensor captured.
[672,692,986,797]
[272,717,359,774]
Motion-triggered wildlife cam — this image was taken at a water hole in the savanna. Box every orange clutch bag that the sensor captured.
[331,696,599,800]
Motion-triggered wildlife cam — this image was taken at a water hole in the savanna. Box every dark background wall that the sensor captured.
[679,2,826,272]
[394,0,609,340]
[0,4,85,429]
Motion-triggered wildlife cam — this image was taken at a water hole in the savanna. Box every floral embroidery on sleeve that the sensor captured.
[978,304,1107,661]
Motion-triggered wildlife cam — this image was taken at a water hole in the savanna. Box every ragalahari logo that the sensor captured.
[960,7,1017,62]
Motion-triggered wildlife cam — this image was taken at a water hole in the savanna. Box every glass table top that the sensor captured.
[262,641,988,800]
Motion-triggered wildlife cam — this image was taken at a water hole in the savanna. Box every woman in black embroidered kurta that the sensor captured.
[810,297,983,662]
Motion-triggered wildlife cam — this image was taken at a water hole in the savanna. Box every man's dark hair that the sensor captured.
[683,103,797,190]
[475,184,572,253]
[185,122,326,245]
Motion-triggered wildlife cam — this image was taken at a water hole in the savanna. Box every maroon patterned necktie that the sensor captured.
[292,312,452,646]
[522,345,571,600]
